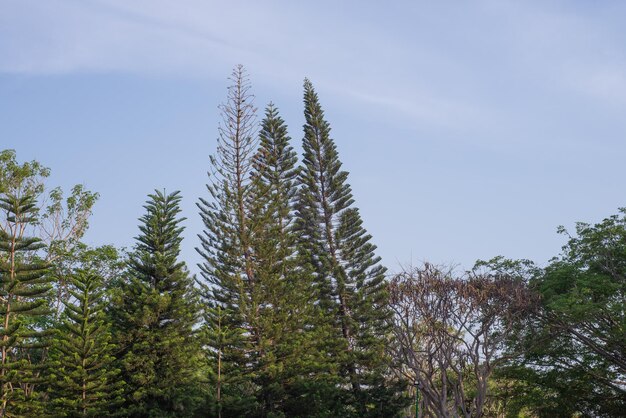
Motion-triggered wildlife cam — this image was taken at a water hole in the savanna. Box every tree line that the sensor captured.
[0,65,624,417]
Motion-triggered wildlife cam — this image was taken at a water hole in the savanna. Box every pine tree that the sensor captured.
[48,269,123,417]
[295,80,407,416]
[248,104,335,416]
[111,190,201,417]
[197,65,260,416]
[0,150,52,416]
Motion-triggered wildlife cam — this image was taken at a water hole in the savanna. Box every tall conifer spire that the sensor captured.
[197,65,259,416]
[248,104,334,415]
[295,79,406,416]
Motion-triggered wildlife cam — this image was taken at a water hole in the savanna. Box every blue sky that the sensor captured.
[2,0,626,273]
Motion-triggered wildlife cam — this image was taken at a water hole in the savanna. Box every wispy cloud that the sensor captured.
[2,0,625,132]
[0,0,244,76]
[0,1,484,129]
[5,0,626,269]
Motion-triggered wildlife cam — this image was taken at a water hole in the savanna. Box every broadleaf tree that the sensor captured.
[500,213,626,417]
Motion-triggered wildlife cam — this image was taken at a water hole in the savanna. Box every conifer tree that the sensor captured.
[0,150,52,416]
[197,65,260,416]
[48,269,123,417]
[295,80,407,416]
[248,104,334,415]
[111,190,201,417]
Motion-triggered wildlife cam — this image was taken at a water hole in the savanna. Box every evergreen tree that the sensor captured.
[248,104,335,416]
[111,190,201,417]
[295,80,407,416]
[48,269,123,417]
[197,65,260,416]
[0,150,52,416]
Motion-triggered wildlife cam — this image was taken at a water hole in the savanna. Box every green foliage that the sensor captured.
[294,80,408,416]
[42,184,99,246]
[524,213,626,416]
[488,211,626,417]
[111,190,202,417]
[247,104,340,416]
[50,243,125,331]
[48,269,123,417]
[52,243,124,287]
[197,65,261,417]
[0,149,50,197]
[6,67,626,416]
[0,149,53,416]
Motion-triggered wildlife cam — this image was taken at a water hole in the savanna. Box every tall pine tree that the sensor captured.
[48,269,123,417]
[111,190,201,417]
[248,104,336,416]
[0,150,52,416]
[295,80,407,416]
[197,65,260,417]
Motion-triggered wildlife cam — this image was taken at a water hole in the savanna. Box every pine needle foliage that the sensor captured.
[295,80,407,416]
[0,150,52,416]
[48,269,123,417]
[111,190,201,417]
[247,104,336,416]
[197,65,260,416]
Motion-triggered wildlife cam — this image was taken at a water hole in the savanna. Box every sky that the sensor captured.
[2,0,626,274]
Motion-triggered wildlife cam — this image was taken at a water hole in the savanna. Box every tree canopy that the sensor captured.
[1,66,624,417]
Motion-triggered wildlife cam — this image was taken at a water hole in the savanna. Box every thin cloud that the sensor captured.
[2,0,625,134]
[345,88,491,132]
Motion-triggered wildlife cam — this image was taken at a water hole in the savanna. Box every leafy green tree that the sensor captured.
[0,150,53,416]
[40,185,100,320]
[48,269,123,417]
[49,243,123,327]
[294,80,407,416]
[111,190,202,417]
[517,212,626,417]
[0,150,100,416]
[197,65,260,417]
[483,210,626,417]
